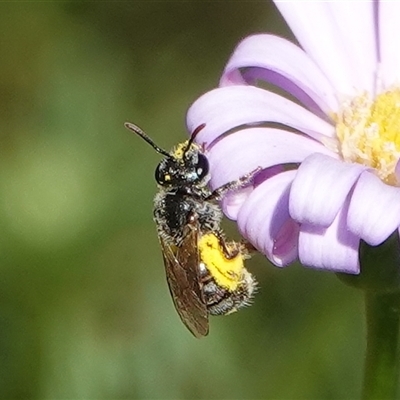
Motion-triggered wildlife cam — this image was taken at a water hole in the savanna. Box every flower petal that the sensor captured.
[274,2,377,95]
[289,153,367,227]
[379,2,400,87]
[347,171,400,246]
[299,198,360,274]
[186,86,335,146]
[220,34,338,115]
[237,170,299,267]
[221,165,284,220]
[207,127,336,192]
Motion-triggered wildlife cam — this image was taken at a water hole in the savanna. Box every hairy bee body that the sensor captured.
[153,187,221,246]
[126,122,258,338]
[201,267,255,316]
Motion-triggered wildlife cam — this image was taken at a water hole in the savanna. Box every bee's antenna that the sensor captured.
[125,122,171,158]
[183,123,206,157]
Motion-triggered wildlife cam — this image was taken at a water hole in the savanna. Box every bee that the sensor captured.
[125,122,258,338]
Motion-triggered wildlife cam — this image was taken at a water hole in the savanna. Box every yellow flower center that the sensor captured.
[336,88,400,185]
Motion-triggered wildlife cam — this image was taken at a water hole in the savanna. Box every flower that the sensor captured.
[186,2,400,274]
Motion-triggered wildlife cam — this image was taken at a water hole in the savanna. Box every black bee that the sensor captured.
[125,122,258,338]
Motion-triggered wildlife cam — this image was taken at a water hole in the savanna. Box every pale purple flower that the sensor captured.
[186,2,400,274]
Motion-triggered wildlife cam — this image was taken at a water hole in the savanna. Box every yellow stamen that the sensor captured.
[336,89,400,185]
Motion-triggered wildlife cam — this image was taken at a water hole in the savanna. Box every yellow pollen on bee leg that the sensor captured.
[335,88,400,185]
[198,233,245,292]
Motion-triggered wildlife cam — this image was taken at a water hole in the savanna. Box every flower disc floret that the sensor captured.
[336,89,400,184]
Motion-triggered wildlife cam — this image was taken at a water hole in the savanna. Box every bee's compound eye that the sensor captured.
[196,154,209,180]
[155,163,165,185]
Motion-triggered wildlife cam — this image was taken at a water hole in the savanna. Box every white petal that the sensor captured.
[379,2,400,87]
[207,127,336,191]
[299,198,360,274]
[221,166,285,220]
[186,86,335,147]
[237,170,299,267]
[290,153,367,227]
[347,171,400,246]
[220,34,338,114]
[275,2,377,95]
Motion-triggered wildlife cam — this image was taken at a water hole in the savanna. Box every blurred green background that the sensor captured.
[0,2,364,399]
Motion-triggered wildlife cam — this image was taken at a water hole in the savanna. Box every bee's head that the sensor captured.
[155,143,209,187]
[125,122,209,188]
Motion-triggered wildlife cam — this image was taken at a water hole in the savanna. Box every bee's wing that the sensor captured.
[160,224,209,338]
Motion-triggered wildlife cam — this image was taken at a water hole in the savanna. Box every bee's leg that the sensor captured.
[222,238,258,259]
[218,235,240,260]
[217,233,258,259]
[206,167,262,201]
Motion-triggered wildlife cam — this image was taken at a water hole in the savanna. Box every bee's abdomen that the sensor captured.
[201,273,256,316]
